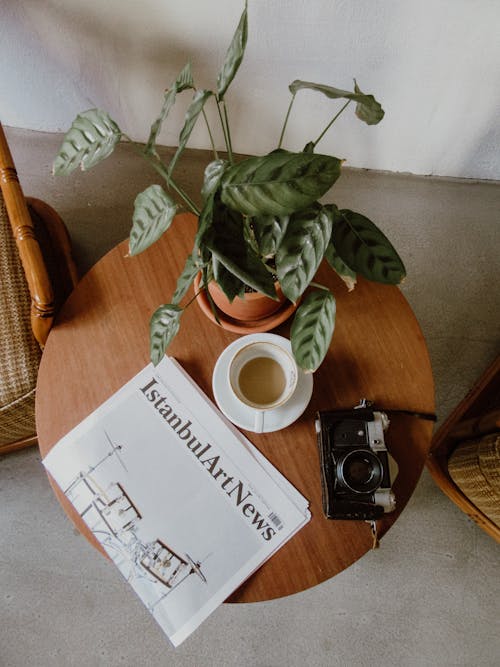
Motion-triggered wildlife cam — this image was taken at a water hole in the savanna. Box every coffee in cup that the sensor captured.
[228,341,298,432]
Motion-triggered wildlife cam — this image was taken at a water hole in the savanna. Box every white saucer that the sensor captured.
[212,333,314,433]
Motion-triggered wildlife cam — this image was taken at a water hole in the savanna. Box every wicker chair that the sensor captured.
[427,356,500,542]
[0,123,78,455]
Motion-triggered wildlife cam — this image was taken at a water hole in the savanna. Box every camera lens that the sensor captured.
[337,449,383,494]
[347,458,373,484]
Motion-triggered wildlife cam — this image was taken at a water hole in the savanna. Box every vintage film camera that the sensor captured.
[315,400,398,520]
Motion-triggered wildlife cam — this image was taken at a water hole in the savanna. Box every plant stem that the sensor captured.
[216,100,233,163]
[222,101,234,163]
[309,281,330,292]
[151,159,201,215]
[124,135,200,215]
[313,100,351,148]
[202,108,219,160]
[278,93,296,149]
[184,283,206,309]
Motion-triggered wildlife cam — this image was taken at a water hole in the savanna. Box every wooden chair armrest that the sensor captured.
[26,197,79,296]
[0,123,56,347]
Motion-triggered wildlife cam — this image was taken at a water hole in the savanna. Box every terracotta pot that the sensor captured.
[193,273,299,334]
[207,279,286,321]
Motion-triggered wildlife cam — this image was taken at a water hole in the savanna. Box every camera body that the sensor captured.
[315,402,397,520]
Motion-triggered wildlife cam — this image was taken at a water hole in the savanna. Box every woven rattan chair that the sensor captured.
[427,356,500,542]
[0,123,78,455]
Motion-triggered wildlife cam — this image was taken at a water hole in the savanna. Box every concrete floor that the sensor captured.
[1,127,499,666]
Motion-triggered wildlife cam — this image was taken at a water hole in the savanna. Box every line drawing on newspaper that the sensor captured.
[62,430,208,611]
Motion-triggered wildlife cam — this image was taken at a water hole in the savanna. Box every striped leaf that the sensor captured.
[212,257,245,302]
[353,80,384,125]
[325,241,357,291]
[53,109,121,175]
[145,88,177,157]
[205,207,276,299]
[145,62,194,156]
[168,89,213,177]
[217,0,248,99]
[252,215,290,257]
[275,205,332,303]
[172,253,200,305]
[220,151,342,217]
[176,61,195,91]
[333,209,406,284]
[289,79,384,125]
[129,185,177,256]
[201,159,228,201]
[194,194,216,250]
[291,289,336,372]
[150,304,182,366]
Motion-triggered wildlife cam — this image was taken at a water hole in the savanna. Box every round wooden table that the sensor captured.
[36,213,435,603]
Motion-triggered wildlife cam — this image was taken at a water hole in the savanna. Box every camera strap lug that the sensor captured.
[369,520,380,549]
[355,398,373,410]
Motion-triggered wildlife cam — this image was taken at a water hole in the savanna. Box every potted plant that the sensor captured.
[53,0,405,373]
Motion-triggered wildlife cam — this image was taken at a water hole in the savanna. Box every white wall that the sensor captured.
[1,0,499,180]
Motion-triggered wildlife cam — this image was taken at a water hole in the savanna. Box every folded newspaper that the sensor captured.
[43,357,310,646]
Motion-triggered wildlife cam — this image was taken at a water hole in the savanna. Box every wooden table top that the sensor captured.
[36,213,435,603]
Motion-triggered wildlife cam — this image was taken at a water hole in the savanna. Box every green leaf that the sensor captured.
[333,209,406,284]
[150,304,182,365]
[145,63,194,156]
[195,191,217,250]
[53,109,121,175]
[168,89,213,177]
[205,206,276,298]
[221,151,342,216]
[145,88,177,157]
[289,79,384,125]
[212,257,245,302]
[175,61,195,91]
[275,205,332,303]
[217,1,248,99]
[252,215,290,257]
[172,253,200,305]
[323,204,356,290]
[353,80,384,125]
[201,159,228,201]
[325,241,357,291]
[129,185,177,256]
[291,289,336,372]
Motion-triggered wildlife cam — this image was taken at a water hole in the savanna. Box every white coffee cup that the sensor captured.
[228,340,298,433]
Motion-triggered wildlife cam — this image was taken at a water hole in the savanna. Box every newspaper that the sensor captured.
[43,357,310,647]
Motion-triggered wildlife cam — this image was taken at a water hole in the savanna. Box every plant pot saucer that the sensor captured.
[193,275,298,334]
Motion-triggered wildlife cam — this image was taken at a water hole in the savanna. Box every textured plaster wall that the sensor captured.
[1,0,499,180]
